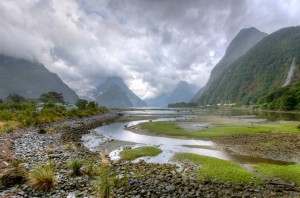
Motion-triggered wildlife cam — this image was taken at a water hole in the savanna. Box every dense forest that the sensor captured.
[259,81,300,110]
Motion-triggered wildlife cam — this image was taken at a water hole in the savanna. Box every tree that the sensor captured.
[6,93,26,103]
[76,99,88,110]
[39,92,64,103]
[87,101,98,109]
[0,99,3,103]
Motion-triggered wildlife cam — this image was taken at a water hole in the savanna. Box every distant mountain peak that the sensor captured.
[146,81,198,107]
[95,76,147,108]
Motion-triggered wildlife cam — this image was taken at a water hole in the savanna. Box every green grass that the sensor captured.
[260,141,277,147]
[254,163,300,185]
[140,122,300,138]
[94,164,114,198]
[27,162,56,191]
[174,153,262,183]
[67,158,83,176]
[120,146,162,160]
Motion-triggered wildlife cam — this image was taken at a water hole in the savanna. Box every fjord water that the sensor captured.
[83,108,298,165]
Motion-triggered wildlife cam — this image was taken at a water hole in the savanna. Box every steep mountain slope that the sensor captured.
[95,77,147,108]
[197,26,300,105]
[192,27,268,102]
[146,81,198,107]
[0,55,79,103]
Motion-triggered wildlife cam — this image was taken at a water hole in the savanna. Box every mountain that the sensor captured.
[95,76,147,108]
[146,81,198,107]
[192,27,268,102]
[0,55,79,103]
[196,26,300,105]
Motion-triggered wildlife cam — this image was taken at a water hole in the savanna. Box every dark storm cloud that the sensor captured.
[0,0,299,98]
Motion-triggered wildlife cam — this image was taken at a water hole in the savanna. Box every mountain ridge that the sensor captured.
[196,26,300,105]
[95,76,147,108]
[192,27,268,102]
[0,54,79,103]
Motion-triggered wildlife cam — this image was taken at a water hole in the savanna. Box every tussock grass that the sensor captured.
[140,122,300,138]
[254,163,300,185]
[94,164,114,198]
[67,158,83,176]
[0,159,27,188]
[28,162,56,191]
[174,153,262,183]
[120,146,162,160]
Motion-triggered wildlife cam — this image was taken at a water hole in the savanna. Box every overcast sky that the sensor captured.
[1,0,299,99]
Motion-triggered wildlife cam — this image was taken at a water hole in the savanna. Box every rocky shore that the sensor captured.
[0,112,300,197]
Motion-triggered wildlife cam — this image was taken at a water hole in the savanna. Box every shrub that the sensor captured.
[27,162,55,191]
[67,158,83,176]
[0,159,27,188]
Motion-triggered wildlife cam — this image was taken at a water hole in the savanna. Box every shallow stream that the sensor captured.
[82,108,296,165]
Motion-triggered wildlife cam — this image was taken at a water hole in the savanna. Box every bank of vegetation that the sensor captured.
[0,92,107,135]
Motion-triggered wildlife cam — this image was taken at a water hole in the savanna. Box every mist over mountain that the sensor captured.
[95,77,147,108]
[195,26,300,105]
[0,55,79,103]
[192,27,268,102]
[146,81,198,107]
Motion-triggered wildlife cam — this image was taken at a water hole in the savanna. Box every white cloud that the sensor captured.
[0,0,299,99]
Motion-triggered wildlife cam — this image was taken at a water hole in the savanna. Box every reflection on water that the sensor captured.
[83,108,299,165]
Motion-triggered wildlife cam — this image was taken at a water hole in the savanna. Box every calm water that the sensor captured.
[82,108,298,165]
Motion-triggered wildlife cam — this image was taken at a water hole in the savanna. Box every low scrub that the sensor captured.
[27,162,56,191]
[120,146,162,160]
[174,153,262,183]
[0,159,27,188]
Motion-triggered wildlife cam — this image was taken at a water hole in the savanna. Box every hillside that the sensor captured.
[0,55,79,103]
[95,77,147,108]
[196,26,300,105]
[259,81,300,110]
[192,27,268,102]
[146,81,198,107]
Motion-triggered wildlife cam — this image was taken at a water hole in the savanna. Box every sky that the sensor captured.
[0,0,299,99]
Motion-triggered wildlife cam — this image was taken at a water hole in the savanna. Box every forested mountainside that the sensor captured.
[192,27,268,102]
[196,26,300,105]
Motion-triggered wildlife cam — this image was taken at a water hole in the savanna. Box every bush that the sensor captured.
[28,162,56,191]
[67,158,83,176]
[0,159,27,188]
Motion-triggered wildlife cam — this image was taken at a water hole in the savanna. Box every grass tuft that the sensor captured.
[67,158,83,176]
[254,163,300,185]
[120,146,162,160]
[94,164,114,198]
[174,153,262,183]
[27,161,56,191]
